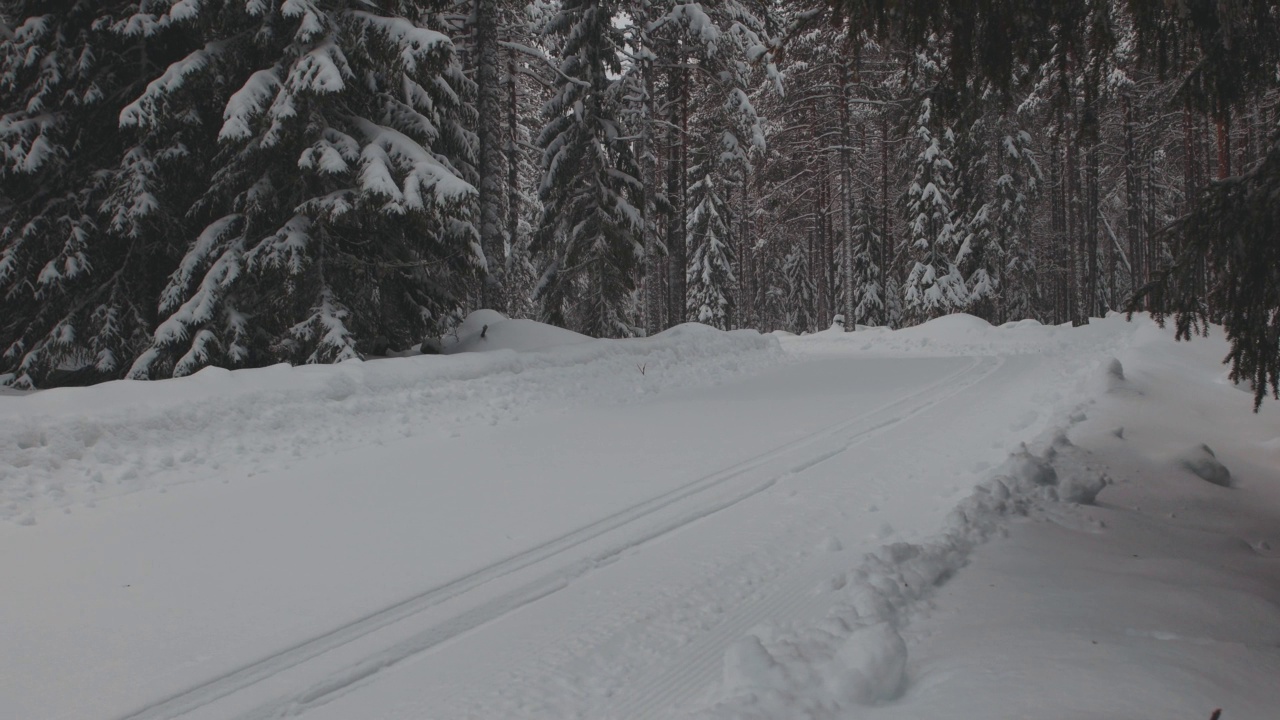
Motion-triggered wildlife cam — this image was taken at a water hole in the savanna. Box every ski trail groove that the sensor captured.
[115,356,997,720]
[601,356,1021,720]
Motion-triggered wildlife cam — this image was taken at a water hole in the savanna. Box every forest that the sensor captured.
[3,0,1278,397]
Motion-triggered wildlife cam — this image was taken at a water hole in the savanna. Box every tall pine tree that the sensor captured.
[0,2,194,388]
[532,0,642,338]
[123,1,478,378]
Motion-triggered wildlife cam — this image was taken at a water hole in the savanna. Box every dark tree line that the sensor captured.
[3,0,1279,402]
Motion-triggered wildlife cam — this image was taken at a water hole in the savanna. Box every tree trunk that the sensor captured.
[666,51,687,324]
[475,0,506,311]
[639,43,661,335]
[1085,141,1100,318]
[1216,109,1231,180]
[840,59,854,328]
[504,44,520,288]
[1123,97,1140,298]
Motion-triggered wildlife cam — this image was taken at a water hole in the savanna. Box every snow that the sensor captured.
[841,320,1280,719]
[827,621,909,705]
[288,42,349,94]
[442,309,591,354]
[219,69,281,141]
[1178,443,1234,488]
[3,312,1278,720]
[0,314,780,525]
[120,42,226,128]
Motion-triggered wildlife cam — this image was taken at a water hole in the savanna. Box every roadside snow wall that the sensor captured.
[0,323,784,525]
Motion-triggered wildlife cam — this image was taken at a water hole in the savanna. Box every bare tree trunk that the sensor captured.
[840,59,854,329]
[475,0,506,311]
[1216,108,1231,179]
[504,44,521,289]
[815,163,829,324]
[1050,129,1068,325]
[1086,141,1100,318]
[666,50,687,324]
[1123,97,1141,298]
[738,180,751,329]
[639,44,660,335]
[880,115,891,324]
[1066,128,1082,325]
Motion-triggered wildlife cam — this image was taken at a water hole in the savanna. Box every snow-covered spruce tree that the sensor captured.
[0,3,198,388]
[950,101,999,320]
[901,86,967,321]
[993,125,1041,322]
[124,1,478,379]
[782,245,816,333]
[685,147,736,328]
[673,0,773,330]
[532,0,642,338]
[851,190,885,326]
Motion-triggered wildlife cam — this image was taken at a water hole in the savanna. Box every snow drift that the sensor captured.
[698,421,1113,720]
[0,314,783,525]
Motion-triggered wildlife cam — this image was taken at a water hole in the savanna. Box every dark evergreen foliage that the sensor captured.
[0,2,194,388]
[124,1,478,378]
[1140,149,1280,409]
[532,0,642,338]
[3,0,1279,399]
[819,0,1280,405]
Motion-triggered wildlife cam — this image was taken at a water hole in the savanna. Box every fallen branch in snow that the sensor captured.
[637,363,646,376]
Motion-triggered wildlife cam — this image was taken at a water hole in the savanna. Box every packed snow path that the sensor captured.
[3,316,1138,720]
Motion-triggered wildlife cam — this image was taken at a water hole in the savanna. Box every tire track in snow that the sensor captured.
[115,356,999,720]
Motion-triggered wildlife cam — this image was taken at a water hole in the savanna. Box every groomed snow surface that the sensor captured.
[2,312,1277,720]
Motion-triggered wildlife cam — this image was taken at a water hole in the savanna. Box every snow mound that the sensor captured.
[779,310,1145,358]
[1096,356,1142,396]
[981,438,1107,506]
[1178,444,1233,488]
[1000,318,1043,330]
[0,322,784,524]
[700,424,1114,720]
[910,312,993,337]
[722,636,789,699]
[999,448,1059,488]
[443,310,591,354]
[825,622,908,706]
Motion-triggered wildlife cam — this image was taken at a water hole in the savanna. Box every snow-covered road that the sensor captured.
[3,316,1133,720]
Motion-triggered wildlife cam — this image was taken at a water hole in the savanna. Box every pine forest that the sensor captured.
[4,0,1279,399]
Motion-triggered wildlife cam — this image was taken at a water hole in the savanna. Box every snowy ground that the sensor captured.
[2,312,1276,720]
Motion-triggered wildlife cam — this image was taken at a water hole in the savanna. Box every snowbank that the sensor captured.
[442,309,592,354]
[0,316,784,525]
[698,420,1111,719]
[848,314,1280,720]
[698,314,1280,720]
[782,312,1133,359]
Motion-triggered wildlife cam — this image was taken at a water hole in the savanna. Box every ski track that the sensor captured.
[596,354,1026,720]
[114,356,1002,720]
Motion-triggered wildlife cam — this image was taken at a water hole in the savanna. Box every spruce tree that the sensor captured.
[122,1,478,378]
[901,89,967,321]
[783,246,816,332]
[532,0,642,338]
[993,126,1041,323]
[0,2,192,388]
[851,191,885,326]
[686,154,736,328]
[671,0,773,331]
